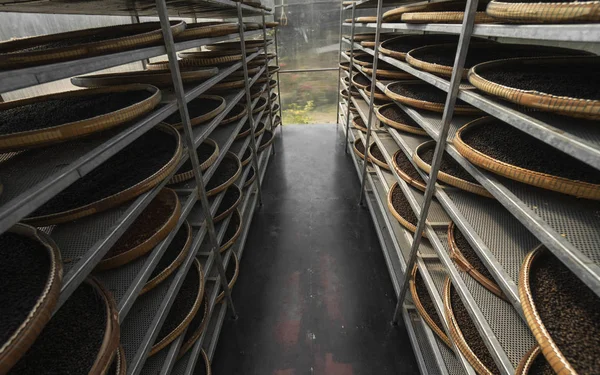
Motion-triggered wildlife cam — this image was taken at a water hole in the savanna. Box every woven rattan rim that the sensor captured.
[253,97,268,114]
[401,11,497,23]
[96,188,181,271]
[178,53,242,66]
[486,0,600,23]
[177,298,209,359]
[468,56,600,120]
[447,222,506,299]
[220,103,248,126]
[414,141,492,198]
[207,152,242,197]
[365,85,392,102]
[0,84,161,153]
[258,130,275,152]
[516,346,544,375]
[176,22,240,41]
[255,121,267,138]
[352,55,375,67]
[368,142,391,170]
[376,104,428,136]
[214,185,243,223]
[208,79,246,92]
[410,265,452,348]
[111,345,127,375]
[351,74,371,90]
[71,68,218,88]
[353,138,367,161]
[265,22,280,28]
[454,117,600,200]
[236,124,252,140]
[149,257,204,356]
[384,82,481,115]
[24,124,182,226]
[0,224,63,374]
[141,221,193,295]
[382,0,466,21]
[244,167,257,188]
[362,66,412,80]
[241,149,252,166]
[169,138,219,185]
[443,277,497,375]
[387,182,427,237]
[271,103,281,114]
[380,37,409,61]
[0,21,185,70]
[229,66,261,78]
[215,252,240,304]
[268,66,281,75]
[392,149,427,192]
[406,45,466,79]
[357,16,378,22]
[269,79,278,89]
[519,245,577,375]
[339,62,351,71]
[163,95,226,129]
[220,209,243,253]
[352,117,367,133]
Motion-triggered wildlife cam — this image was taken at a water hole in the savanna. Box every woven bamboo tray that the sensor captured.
[180,49,250,58]
[236,123,252,140]
[178,299,208,359]
[407,43,591,79]
[207,79,246,92]
[215,252,240,304]
[109,345,127,375]
[268,66,281,75]
[255,121,267,138]
[339,61,351,71]
[163,95,226,129]
[454,117,600,200]
[214,185,243,223]
[387,182,427,237]
[356,16,378,22]
[414,141,492,198]
[244,167,257,188]
[253,97,268,114]
[265,22,280,28]
[401,11,497,23]
[340,88,361,99]
[169,139,219,185]
[205,44,260,54]
[365,84,392,102]
[392,149,428,192]
[271,103,281,114]
[368,142,391,170]
[149,257,204,356]
[241,149,252,166]
[353,138,367,161]
[207,152,242,197]
[376,104,428,136]
[220,209,242,253]
[0,21,185,70]
[385,81,481,115]
[220,103,248,126]
[380,34,490,61]
[141,221,193,295]
[71,68,218,88]
[258,130,274,152]
[178,53,242,66]
[96,188,181,271]
[0,224,63,375]
[351,74,371,90]
[515,346,551,375]
[269,79,278,89]
[353,53,376,67]
[443,277,499,375]
[24,124,183,226]
[410,265,452,348]
[175,22,240,41]
[0,84,161,153]
[486,0,600,23]
[383,0,467,21]
[447,223,506,300]
[362,65,412,80]
[468,56,600,120]
[273,115,282,128]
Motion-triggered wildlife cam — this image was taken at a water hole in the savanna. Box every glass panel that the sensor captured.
[279,71,337,124]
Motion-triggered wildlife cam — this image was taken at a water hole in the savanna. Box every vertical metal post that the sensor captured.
[343,4,356,154]
[154,0,237,319]
[392,0,480,324]
[262,11,275,132]
[358,0,384,206]
[335,2,344,128]
[238,2,264,206]
[273,21,284,133]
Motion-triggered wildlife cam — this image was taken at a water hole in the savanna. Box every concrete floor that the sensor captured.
[212,124,419,375]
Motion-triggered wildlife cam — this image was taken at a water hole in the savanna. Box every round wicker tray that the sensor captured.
[228,66,261,78]
[365,84,392,102]
[163,95,226,129]
[410,265,452,348]
[401,11,497,23]
[340,88,361,99]
[71,67,218,88]
[175,22,240,41]
[96,188,181,271]
[351,74,371,90]
[178,52,242,66]
[387,182,427,237]
[241,149,252,166]
[352,53,376,67]
[141,221,193,295]
[375,104,428,136]
[468,56,600,120]
[108,345,127,375]
[236,122,252,140]
[339,61,351,71]
[205,43,260,54]
[220,209,242,253]
[255,121,267,138]
[383,0,467,21]
[447,223,505,299]
[380,34,491,61]
[220,103,248,126]
[353,138,367,161]
[515,346,552,375]
[271,103,281,114]
[0,21,185,70]
[268,66,281,76]
[24,124,183,226]
[169,139,219,185]
[407,43,591,79]
[392,149,428,192]
[253,96,268,114]
[454,117,600,200]
[269,79,278,89]
[414,141,492,198]
[443,277,500,375]
[207,152,242,197]
[244,167,257,188]
[214,185,243,223]
[0,224,63,375]
[0,84,161,153]
[486,0,600,23]
[177,298,208,359]
[362,65,412,80]
[352,116,367,133]
[215,252,240,304]
[265,22,280,28]
[149,258,204,356]
[258,130,275,152]
[384,81,480,115]
[208,78,247,92]
[368,142,391,170]
[192,349,212,375]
